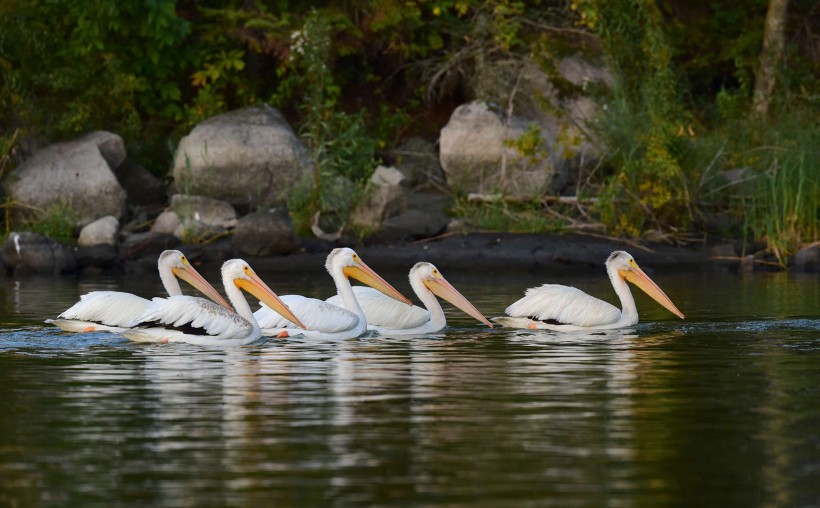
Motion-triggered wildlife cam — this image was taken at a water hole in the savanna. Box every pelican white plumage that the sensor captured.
[494,250,685,330]
[254,247,412,340]
[326,262,493,335]
[121,259,305,346]
[48,250,232,333]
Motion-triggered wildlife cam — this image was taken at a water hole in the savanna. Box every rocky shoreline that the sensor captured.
[3,102,817,278]
[2,229,817,278]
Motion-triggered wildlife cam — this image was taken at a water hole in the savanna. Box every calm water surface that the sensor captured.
[0,263,818,507]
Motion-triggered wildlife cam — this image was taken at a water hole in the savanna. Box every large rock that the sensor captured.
[169,194,238,229]
[161,194,237,243]
[0,232,77,274]
[439,101,558,199]
[8,131,127,227]
[349,166,409,233]
[81,131,127,168]
[74,245,119,270]
[232,208,299,256]
[793,244,819,273]
[172,105,313,210]
[365,209,449,244]
[113,159,166,206]
[77,216,119,247]
[393,136,446,190]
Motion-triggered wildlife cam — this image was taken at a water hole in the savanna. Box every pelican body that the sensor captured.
[254,247,412,340]
[48,250,231,333]
[495,251,685,330]
[327,262,493,336]
[122,259,305,346]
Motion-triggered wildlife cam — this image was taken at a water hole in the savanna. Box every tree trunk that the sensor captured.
[751,0,789,117]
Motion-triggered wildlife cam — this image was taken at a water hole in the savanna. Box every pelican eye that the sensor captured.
[181,256,188,265]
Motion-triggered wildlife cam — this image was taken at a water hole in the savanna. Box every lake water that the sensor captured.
[1,262,818,507]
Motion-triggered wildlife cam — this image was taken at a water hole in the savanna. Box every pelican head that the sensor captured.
[159,250,233,311]
[410,262,493,327]
[222,259,306,329]
[326,248,412,305]
[606,251,684,319]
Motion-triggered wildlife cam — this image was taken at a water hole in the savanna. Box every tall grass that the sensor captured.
[744,124,819,265]
[690,106,819,264]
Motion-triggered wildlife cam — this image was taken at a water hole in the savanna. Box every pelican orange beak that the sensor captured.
[619,264,685,319]
[344,261,413,306]
[235,272,306,329]
[173,265,234,312]
[424,276,493,328]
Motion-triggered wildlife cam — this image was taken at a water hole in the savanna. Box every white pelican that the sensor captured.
[121,259,305,346]
[254,247,412,340]
[494,250,685,330]
[47,250,232,333]
[326,262,493,335]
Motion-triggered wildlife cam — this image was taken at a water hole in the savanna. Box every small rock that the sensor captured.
[77,216,119,247]
[793,244,819,273]
[371,166,406,187]
[151,210,181,235]
[232,208,299,257]
[710,243,737,258]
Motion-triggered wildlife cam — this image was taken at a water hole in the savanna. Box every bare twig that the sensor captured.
[499,66,526,194]
[709,256,783,267]
[412,231,462,244]
[574,231,655,253]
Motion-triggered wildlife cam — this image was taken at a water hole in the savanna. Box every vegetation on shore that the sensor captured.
[0,0,817,265]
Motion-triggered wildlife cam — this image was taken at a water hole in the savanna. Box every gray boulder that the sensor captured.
[793,244,819,273]
[232,208,299,256]
[0,232,77,274]
[172,104,313,209]
[80,131,128,169]
[163,194,237,243]
[439,101,558,199]
[8,131,127,227]
[366,209,449,244]
[169,194,238,229]
[113,159,166,206]
[77,216,119,247]
[394,137,446,190]
[74,244,119,270]
[349,166,409,233]
[522,55,613,189]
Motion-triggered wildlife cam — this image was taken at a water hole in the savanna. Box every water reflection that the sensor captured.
[0,270,818,506]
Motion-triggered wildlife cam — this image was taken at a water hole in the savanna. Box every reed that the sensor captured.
[744,125,819,265]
